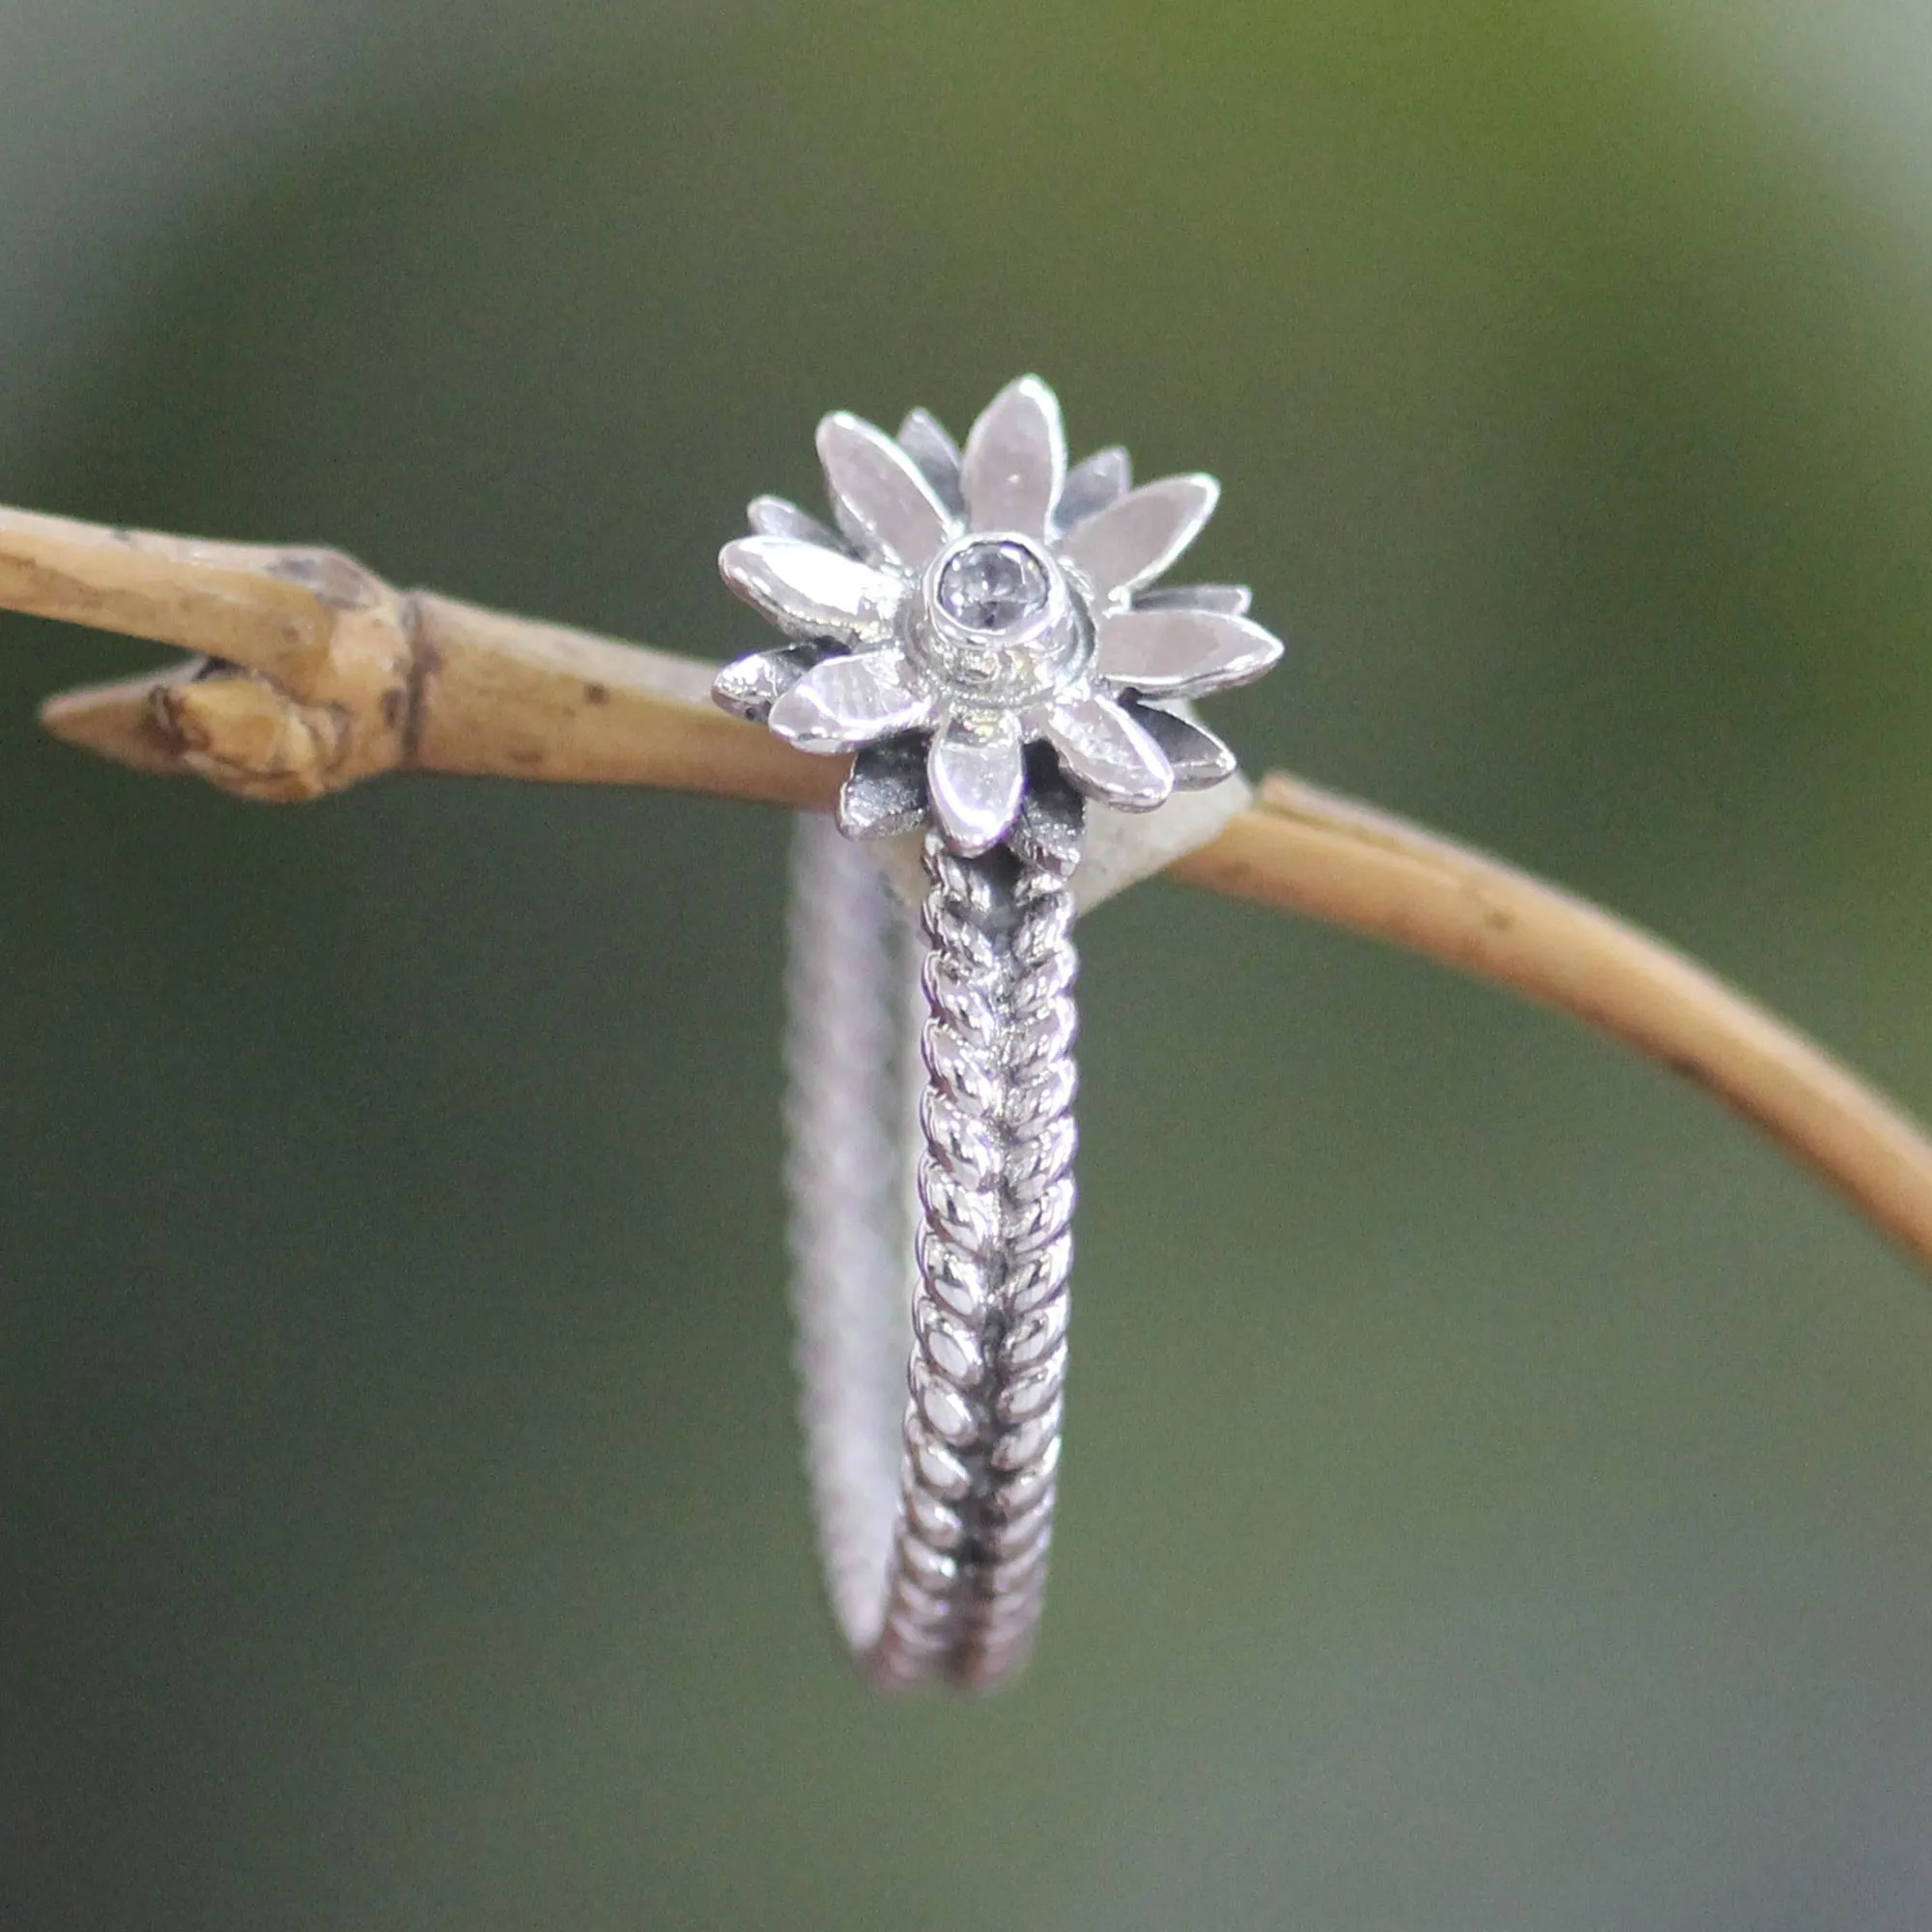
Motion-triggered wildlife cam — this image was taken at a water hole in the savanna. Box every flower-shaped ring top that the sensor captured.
[714,375,1283,856]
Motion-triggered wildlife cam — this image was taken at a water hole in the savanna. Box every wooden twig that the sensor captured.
[17,504,835,808]
[1172,784,1932,1268]
[17,501,1932,1275]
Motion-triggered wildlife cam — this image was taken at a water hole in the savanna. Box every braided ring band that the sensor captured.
[714,377,1282,1690]
[786,815,1076,1689]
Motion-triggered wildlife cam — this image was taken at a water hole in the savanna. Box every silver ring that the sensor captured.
[714,377,1284,1690]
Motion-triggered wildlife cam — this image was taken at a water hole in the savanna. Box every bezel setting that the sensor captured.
[916,531,1088,712]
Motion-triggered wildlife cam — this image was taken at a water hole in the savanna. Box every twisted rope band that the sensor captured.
[783,814,1079,1691]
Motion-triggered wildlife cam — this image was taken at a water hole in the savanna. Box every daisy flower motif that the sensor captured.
[713,375,1283,857]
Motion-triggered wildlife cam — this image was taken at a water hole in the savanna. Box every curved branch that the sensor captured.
[14,500,1932,1274]
[1170,781,1932,1270]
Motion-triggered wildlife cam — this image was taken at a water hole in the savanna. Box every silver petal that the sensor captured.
[1051,446,1131,534]
[1094,606,1284,698]
[747,495,844,550]
[1122,700,1239,788]
[927,714,1026,854]
[1055,474,1219,602]
[711,641,827,723]
[816,412,958,572]
[1043,693,1174,810]
[719,535,904,647]
[768,649,934,753]
[1133,582,1251,617]
[961,375,1066,537]
[896,408,966,516]
[838,737,929,838]
[1009,759,1085,878]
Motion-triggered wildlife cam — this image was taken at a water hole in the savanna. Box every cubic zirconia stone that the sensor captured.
[935,540,1050,633]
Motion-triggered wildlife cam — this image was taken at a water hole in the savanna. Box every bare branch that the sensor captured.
[16,500,1932,1275]
[1171,781,1932,1271]
[18,504,835,808]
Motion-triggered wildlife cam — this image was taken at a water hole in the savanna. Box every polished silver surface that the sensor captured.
[717,374,1282,857]
[715,377,1284,1690]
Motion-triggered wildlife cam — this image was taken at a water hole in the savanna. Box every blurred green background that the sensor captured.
[5,1,1932,1925]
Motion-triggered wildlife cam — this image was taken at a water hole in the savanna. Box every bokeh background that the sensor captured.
[4,2,1932,1925]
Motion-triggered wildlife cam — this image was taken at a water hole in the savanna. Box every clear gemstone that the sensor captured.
[935,540,1051,632]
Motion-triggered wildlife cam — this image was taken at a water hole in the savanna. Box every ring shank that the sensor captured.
[782,814,1077,1690]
